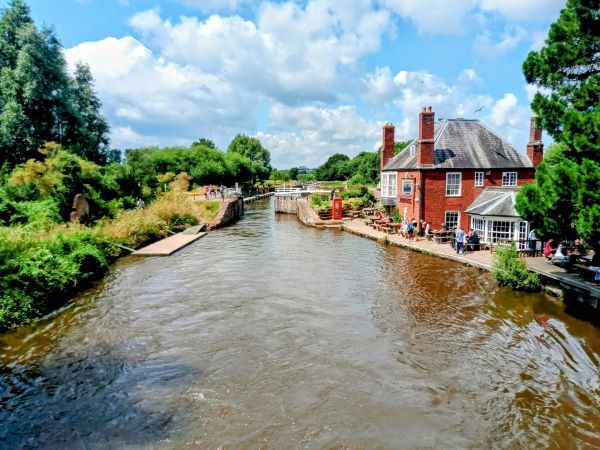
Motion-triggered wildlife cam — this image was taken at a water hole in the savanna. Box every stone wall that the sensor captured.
[209,198,244,229]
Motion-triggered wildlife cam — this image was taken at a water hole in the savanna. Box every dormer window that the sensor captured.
[409,144,416,157]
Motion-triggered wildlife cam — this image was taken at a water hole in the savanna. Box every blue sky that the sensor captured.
[14,0,563,168]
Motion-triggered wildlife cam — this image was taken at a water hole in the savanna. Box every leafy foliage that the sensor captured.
[491,244,541,292]
[0,225,114,331]
[518,0,599,252]
[227,134,272,180]
[0,1,110,166]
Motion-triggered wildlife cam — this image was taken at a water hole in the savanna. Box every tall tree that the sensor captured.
[517,0,599,251]
[227,134,271,180]
[0,0,109,166]
[62,63,110,163]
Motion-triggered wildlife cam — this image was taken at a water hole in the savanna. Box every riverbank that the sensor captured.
[342,218,600,312]
[0,193,258,332]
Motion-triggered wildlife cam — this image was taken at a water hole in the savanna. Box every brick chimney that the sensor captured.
[381,123,395,170]
[417,106,435,165]
[526,116,543,168]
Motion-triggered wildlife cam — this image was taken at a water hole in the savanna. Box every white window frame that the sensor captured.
[446,172,462,197]
[381,172,397,198]
[445,211,460,230]
[489,220,515,243]
[471,217,485,237]
[474,171,484,187]
[502,171,517,187]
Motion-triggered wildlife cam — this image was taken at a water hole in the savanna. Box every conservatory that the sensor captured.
[465,187,535,249]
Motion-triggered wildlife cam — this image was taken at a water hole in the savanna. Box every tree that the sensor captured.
[288,167,299,180]
[315,153,350,181]
[62,63,110,164]
[394,140,412,155]
[0,1,110,166]
[517,0,599,252]
[227,134,272,177]
[192,138,217,149]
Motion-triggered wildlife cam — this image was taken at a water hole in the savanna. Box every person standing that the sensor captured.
[455,226,466,254]
[528,228,537,252]
[220,184,226,202]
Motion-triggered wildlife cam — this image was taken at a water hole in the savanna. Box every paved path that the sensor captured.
[342,218,600,299]
[132,232,207,256]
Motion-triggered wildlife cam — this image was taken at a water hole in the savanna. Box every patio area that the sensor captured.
[342,218,600,304]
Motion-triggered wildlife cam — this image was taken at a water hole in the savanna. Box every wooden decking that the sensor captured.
[342,218,600,303]
[132,232,207,256]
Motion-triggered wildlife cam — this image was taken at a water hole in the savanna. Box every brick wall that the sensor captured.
[392,168,535,229]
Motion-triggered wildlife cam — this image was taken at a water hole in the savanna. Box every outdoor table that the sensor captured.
[432,231,452,244]
[388,223,403,234]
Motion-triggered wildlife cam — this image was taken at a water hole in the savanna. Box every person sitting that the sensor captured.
[543,239,556,264]
[551,242,571,268]
[571,238,586,258]
[467,229,480,251]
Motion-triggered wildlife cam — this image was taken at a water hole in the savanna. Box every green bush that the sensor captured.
[491,244,541,292]
[0,226,115,331]
[350,174,367,185]
[340,185,368,199]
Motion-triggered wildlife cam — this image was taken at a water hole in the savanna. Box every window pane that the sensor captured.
[446,172,461,196]
[502,172,517,186]
[475,172,483,187]
[445,211,459,230]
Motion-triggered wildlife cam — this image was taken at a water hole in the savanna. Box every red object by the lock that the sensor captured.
[332,197,343,220]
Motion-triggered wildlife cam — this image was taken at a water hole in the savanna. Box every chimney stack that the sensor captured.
[381,123,395,170]
[526,116,544,168]
[417,106,435,165]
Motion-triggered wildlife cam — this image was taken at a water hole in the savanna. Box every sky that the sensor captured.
[14,0,563,168]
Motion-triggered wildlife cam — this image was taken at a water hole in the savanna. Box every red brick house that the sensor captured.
[380,107,543,244]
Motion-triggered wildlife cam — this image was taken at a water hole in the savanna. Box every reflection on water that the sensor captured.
[1,199,599,448]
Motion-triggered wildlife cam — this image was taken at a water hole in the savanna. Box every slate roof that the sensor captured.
[382,119,533,171]
[465,187,521,218]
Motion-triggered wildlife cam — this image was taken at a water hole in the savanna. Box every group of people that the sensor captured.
[203,184,227,201]
[543,238,586,266]
[453,226,480,254]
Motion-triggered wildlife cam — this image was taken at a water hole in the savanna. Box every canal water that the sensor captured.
[1,199,599,449]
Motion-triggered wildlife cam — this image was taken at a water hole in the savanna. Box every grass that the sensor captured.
[195,200,221,224]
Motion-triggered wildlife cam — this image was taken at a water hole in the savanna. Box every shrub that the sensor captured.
[147,191,198,230]
[196,200,220,224]
[491,244,541,292]
[0,225,115,331]
[340,185,368,199]
[350,174,367,185]
[101,209,168,249]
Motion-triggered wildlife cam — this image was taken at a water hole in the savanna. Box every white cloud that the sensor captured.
[127,2,389,104]
[361,66,534,149]
[66,36,258,150]
[362,66,396,104]
[474,26,526,57]
[488,93,530,144]
[479,0,564,21]
[379,0,478,33]
[379,0,563,34]
[65,1,392,159]
[458,68,481,84]
[175,0,252,13]
[258,104,381,168]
